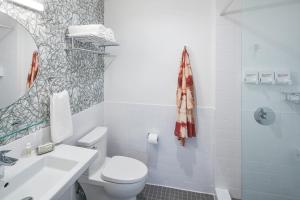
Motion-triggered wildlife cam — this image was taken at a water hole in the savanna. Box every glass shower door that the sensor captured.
[242,0,300,200]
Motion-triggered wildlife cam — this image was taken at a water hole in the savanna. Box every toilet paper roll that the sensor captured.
[148,133,158,144]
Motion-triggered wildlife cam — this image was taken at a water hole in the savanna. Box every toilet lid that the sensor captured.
[101,156,148,184]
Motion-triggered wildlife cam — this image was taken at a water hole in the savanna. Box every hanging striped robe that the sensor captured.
[174,47,196,146]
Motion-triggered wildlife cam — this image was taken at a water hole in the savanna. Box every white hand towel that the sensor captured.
[50,90,73,144]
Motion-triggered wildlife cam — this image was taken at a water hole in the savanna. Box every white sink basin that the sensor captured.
[0,145,97,200]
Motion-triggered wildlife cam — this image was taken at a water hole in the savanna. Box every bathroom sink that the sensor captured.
[0,156,77,200]
[0,145,97,200]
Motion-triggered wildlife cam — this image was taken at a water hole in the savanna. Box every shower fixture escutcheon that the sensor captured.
[254,107,275,126]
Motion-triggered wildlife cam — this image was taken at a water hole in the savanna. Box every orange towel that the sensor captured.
[174,47,196,146]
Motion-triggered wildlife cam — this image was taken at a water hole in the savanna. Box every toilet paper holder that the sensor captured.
[147,132,159,144]
[147,132,158,139]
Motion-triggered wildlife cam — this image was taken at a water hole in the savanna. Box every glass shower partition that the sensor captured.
[241,0,300,200]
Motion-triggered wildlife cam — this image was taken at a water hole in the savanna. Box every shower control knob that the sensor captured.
[254,107,275,126]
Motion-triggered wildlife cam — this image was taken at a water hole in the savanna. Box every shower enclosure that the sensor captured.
[241,0,300,199]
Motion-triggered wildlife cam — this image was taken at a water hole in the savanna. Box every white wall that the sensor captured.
[241,1,300,200]
[104,102,215,193]
[215,0,242,199]
[215,0,300,199]
[104,0,216,194]
[104,0,215,107]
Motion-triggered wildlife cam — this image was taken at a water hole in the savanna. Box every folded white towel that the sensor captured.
[68,24,116,43]
[50,90,73,144]
[105,28,116,43]
[68,24,106,36]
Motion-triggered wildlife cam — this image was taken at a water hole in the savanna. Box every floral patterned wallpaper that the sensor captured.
[0,0,105,145]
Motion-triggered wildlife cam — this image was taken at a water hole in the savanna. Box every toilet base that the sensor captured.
[79,182,139,200]
[109,198,136,200]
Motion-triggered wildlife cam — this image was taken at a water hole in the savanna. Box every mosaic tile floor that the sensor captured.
[137,184,215,200]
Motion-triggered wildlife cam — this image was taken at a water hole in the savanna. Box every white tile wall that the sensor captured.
[242,111,300,200]
[104,0,218,196]
[215,0,242,198]
[104,102,215,194]
[241,1,300,199]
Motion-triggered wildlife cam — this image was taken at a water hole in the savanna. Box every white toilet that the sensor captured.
[77,127,148,200]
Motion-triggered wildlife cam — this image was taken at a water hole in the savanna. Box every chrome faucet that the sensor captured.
[0,150,18,166]
[0,150,18,179]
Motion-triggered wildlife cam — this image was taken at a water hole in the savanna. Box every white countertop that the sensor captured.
[0,144,97,200]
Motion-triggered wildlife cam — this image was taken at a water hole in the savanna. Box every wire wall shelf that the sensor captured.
[282,92,300,104]
[64,33,119,70]
[65,33,119,55]
[68,34,119,47]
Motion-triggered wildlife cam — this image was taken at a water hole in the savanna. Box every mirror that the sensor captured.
[8,0,45,12]
[0,12,39,108]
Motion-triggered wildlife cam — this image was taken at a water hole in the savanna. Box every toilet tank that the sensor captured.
[77,126,108,176]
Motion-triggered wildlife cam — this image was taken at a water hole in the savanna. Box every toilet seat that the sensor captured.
[101,156,148,184]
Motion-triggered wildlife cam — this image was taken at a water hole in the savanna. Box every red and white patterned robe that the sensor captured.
[174,47,196,146]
